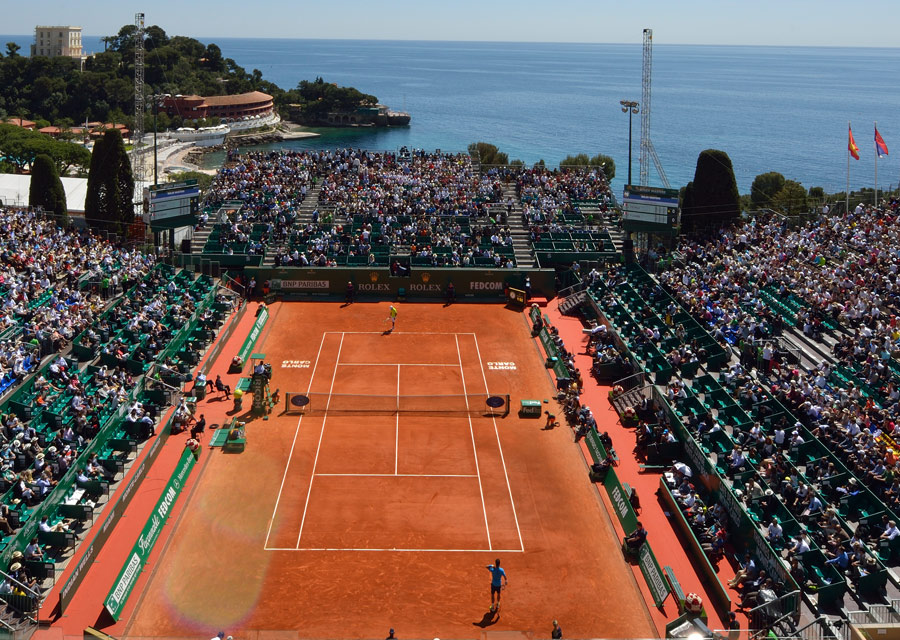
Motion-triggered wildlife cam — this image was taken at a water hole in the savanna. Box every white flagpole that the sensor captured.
[875,121,879,207]
[847,121,851,217]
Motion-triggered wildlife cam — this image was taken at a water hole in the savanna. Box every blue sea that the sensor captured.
[5,35,900,194]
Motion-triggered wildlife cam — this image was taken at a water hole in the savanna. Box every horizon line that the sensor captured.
[3,33,899,50]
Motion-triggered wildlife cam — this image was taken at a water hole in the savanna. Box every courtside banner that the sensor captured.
[235,305,269,367]
[638,543,670,607]
[59,419,172,612]
[103,448,196,621]
[585,429,606,464]
[603,469,639,536]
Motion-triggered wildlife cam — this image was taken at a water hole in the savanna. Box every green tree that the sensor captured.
[808,186,825,203]
[467,142,508,166]
[29,154,68,222]
[202,44,225,72]
[167,170,213,191]
[749,171,785,209]
[681,149,740,233]
[771,180,809,216]
[559,153,616,180]
[85,129,134,234]
[144,25,169,51]
[5,43,20,58]
[0,124,90,174]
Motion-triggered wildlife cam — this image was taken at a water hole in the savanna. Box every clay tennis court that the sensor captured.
[122,302,655,639]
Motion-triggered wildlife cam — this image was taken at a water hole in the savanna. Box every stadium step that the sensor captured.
[607,227,627,253]
[608,385,651,415]
[558,290,587,316]
[501,185,536,267]
[296,182,324,225]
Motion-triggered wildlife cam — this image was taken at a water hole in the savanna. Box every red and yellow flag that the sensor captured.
[849,125,860,160]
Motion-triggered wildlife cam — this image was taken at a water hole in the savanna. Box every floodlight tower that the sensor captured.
[133,13,147,193]
[639,28,670,188]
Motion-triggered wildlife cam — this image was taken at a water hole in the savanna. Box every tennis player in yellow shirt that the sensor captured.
[386,304,398,331]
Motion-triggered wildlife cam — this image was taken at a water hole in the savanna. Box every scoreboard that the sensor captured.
[143,180,200,227]
[622,184,680,234]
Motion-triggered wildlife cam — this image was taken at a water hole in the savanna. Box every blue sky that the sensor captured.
[5,0,898,45]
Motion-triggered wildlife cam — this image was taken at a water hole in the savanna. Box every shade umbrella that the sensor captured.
[673,462,693,477]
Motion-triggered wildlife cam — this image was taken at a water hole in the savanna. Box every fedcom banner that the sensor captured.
[104,448,196,620]
[254,267,554,299]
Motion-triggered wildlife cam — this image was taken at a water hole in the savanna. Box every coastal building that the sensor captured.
[31,26,83,59]
[161,91,274,123]
[3,118,36,130]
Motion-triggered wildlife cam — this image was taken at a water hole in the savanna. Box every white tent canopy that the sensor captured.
[0,174,148,216]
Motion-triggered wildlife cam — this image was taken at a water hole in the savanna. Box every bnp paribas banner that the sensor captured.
[104,448,196,620]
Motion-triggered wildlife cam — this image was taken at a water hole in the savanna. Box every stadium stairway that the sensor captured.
[262,182,323,267]
[192,221,214,255]
[540,303,744,635]
[557,289,587,317]
[501,185,537,267]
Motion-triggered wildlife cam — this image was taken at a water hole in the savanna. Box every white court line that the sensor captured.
[395,364,400,475]
[314,473,479,478]
[336,363,459,367]
[327,331,476,335]
[473,334,525,553]
[264,332,327,550]
[457,334,492,551]
[267,547,526,553]
[295,331,346,549]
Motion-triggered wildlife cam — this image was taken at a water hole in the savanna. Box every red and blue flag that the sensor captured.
[875,127,889,157]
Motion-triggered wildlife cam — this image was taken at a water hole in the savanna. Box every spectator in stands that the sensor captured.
[728,552,757,588]
[24,537,41,561]
[880,519,900,541]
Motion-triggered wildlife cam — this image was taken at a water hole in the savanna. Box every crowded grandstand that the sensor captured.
[1,147,899,640]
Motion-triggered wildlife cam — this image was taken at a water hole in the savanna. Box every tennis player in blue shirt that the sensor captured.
[486,558,508,612]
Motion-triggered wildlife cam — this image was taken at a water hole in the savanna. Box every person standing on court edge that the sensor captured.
[486,558,507,612]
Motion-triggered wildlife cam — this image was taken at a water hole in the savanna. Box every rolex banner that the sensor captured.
[103,448,196,620]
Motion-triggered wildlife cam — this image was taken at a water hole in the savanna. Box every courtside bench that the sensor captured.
[664,565,685,612]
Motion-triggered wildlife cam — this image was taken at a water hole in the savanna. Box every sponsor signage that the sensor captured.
[604,470,639,536]
[638,543,671,607]
[585,429,605,464]
[253,268,554,300]
[104,448,196,620]
[274,279,329,290]
[468,281,505,292]
[235,305,269,367]
[59,420,171,612]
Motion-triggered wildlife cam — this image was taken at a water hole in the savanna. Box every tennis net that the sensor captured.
[284,392,510,417]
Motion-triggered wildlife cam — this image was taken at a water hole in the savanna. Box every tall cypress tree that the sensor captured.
[29,153,68,223]
[85,128,134,234]
[680,149,740,233]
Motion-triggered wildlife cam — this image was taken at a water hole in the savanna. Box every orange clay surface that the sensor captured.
[123,302,656,639]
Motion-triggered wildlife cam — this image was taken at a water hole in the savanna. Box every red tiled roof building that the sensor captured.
[161,91,274,122]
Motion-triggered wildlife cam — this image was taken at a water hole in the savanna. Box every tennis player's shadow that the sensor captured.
[473,610,499,628]
[382,328,393,336]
